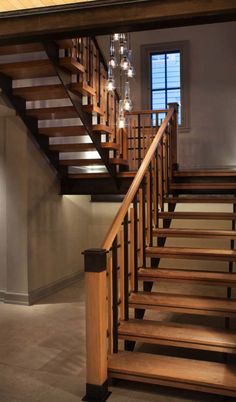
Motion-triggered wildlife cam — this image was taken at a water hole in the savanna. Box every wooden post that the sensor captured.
[83,248,111,402]
[168,102,179,172]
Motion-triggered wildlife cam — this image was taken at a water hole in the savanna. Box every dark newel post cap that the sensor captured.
[168,102,179,112]
[83,248,107,273]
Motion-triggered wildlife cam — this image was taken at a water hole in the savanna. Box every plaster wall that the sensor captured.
[97,21,236,168]
[0,100,91,303]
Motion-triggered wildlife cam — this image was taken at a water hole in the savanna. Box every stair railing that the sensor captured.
[83,103,178,401]
[64,37,125,164]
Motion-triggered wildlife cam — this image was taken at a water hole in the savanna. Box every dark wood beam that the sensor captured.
[0,0,235,45]
[61,176,133,195]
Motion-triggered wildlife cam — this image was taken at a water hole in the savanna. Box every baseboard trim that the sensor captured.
[29,271,82,305]
[0,271,82,306]
[2,290,30,305]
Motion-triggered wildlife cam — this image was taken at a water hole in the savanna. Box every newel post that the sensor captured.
[83,249,111,402]
[168,102,179,172]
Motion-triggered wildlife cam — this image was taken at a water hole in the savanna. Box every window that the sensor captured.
[151,51,181,125]
[141,41,189,131]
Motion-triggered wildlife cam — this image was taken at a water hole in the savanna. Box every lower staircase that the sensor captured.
[109,193,236,399]
[83,106,236,401]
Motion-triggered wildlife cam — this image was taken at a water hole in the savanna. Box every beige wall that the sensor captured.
[97,21,236,169]
[0,99,91,304]
[89,202,121,248]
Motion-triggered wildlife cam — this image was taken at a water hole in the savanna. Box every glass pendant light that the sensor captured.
[113,33,120,41]
[109,55,117,69]
[106,67,115,92]
[120,56,129,71]
[118,100,126,129]
[127,50,135,77]
[123,81,132,112]
[109,38,117,69]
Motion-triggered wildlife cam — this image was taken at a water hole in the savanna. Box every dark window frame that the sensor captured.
[141,41,190,132]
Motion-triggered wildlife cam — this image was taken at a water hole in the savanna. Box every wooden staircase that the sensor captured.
[107,192,236,399]
[83,105,236,401]
[0,38,132,194]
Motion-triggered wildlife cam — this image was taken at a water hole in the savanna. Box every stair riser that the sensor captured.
[129,303,236,317]
[138,276,236,287]
[173,177,236,183]
[118,334,236,354]
[170,188,236,195]
[146,252,236,262]
[108,372,236,398]
[154,233,236,239]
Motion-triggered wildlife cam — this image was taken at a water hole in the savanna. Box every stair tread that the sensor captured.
[60,159,104,166]
[13,84,67,100]
[83,104,104,115]
[0,59,56,79]
[59,57,85,73]
[49,142,117,153]
[27,106,78,120]
[0,43,42,55]
[0,41,70,55]
[39,126,86,136]
[49,143,95,152]
[92,124,113,134]
[68,171,135,179]
[174,170,236,177]
[170,182,236,189]
[108,352,236,395]
[164,196,236,203]
[153,228,236,239]
[111,158,129,166]
[138,267,236,285]
[159,211,236,220]
[118,319,236,351]
[68,173,110,179]
[129,291,236,314]
[71,82,96,96]
[146,246,236,261]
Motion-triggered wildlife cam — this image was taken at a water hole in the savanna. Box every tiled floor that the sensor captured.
[0,280,230,402]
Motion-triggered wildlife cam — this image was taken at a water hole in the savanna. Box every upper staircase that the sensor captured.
[83,105,236,401]
[0,38,133,194]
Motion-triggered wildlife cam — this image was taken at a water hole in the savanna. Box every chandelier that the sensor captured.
[106,33,135,129]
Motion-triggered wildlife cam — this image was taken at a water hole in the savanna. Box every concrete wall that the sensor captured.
[97,21,236,169]
[0,99,91,304]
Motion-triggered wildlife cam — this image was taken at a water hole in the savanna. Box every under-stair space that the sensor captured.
[83,104,236,401]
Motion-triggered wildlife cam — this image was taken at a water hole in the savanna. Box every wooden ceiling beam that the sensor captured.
[0,0,235,45]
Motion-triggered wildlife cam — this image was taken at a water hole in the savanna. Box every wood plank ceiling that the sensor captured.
[0,0,93,12]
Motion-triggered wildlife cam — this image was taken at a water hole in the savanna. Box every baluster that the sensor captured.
[161,137,165,206]
[155,148,159,227]
[123,213,129,320]
[142,180,146,268]
[107,255,113,355]
[129,207,135,292]
[138,187,144,267]
[133,195,139,292]
[168,102,179,174]
[112,237,118,353]
[146,168,151,246]
[138,114,141,167]
[119,227,125,321]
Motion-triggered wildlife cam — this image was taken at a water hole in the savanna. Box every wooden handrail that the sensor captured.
[125,109,168,115]
[102,108,174,251]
